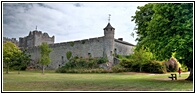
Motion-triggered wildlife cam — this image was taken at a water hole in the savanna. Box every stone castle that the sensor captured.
[3,37,19,46]
[19,30,55,48]
[4,22,135,70]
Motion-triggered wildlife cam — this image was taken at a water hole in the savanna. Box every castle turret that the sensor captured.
[103,22,115,64]
[19,27,55,48]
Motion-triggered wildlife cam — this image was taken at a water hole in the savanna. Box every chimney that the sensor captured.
[118,38,123,41]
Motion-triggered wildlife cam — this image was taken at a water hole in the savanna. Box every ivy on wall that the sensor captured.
[66,51,72,60]
[82,40,85,44]
[69,42,75,47]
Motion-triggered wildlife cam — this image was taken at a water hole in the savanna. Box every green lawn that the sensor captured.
[3,70,193,91]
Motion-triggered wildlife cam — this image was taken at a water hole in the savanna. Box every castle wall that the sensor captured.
[22,23,135,70]
[114,40,134,56]
[26,35,34,47]
[27,37,104,70]
[3,37,19,46]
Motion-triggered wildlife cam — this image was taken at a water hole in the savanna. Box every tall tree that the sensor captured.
[132,3,193,80]
[12,49,31,74]
[39,42,52,75]
[131,48,154,72]
[3,41,22,74]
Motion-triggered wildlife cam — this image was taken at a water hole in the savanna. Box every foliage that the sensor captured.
[142,60,167,73]
[119,58,133,68]
[163,57,181,72]
[116,54,123,59]
[132,3,193,80]
[131,49,154,72]
[69,42,75,47]
[112,64,128,73]
[131,3,155,43]
[119,49,155,72]
[118,48,166,73]
[81,40,85,44]
[39,42,52,74]
[66,51,72,60]
[10,49,31,74]
[3,41,22,74]
[96,57,108,64]
[180,63,189,72]
[56,57,108,73]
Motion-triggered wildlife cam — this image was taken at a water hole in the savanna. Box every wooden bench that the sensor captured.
[168,74,177,80]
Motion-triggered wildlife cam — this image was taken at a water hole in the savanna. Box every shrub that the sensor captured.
[82,40,85,44]
[116,54,123,59]
[180,63,189,72]
[119,58,133,68]
[96,57,108,64]
[56,57,109,73]
[69,42,75,47]
[164,57,180,72]
[112,64,128,73]
[142,60,167,73]
[66,51,72,60]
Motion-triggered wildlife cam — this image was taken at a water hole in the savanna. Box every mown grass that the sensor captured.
[3,70,193,91]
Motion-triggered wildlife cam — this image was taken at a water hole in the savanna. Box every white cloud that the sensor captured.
[3,2,148,45]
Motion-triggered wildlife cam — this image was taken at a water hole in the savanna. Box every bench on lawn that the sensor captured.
[168,74,177,80]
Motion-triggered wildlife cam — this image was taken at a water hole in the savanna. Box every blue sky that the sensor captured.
[3,2,148,45]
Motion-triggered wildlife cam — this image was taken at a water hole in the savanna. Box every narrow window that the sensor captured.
[110,51,112,56]
[114,48,117,56]
[88,53,91,57]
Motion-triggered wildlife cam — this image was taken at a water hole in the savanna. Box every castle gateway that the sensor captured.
[21,22,135,70]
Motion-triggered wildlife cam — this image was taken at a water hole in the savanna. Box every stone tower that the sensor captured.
[19,30,54,48]
[103,22,115,64]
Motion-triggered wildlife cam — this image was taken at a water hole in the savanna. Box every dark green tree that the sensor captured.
[132,3,193,80]
[39,42,52,75]
[12,49,31,74]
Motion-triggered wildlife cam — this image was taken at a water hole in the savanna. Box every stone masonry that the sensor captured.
[19,30,54,48]
[18,22,135,70]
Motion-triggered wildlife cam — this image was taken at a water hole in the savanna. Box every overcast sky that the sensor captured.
[3,2,148,45]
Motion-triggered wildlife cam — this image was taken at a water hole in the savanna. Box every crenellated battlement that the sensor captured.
[48,36,104,48]
[19,30,54,48]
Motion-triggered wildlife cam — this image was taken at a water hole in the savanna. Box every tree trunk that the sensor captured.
[6,64,9,74]
[42,65,44,75]
[185,68,193,81]
[139,66,142,72]
[18,68,21,74]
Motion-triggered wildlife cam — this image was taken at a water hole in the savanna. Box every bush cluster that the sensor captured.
[163,57,189,72]
[111,64,129,73]
[118,57,167,73]
[56,57,108,73]
[56,68,113,73]
[142,61,167,73]
[116,49,167,73]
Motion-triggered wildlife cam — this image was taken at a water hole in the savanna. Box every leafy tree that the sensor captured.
[132,3,193,80]
[3,41,22,74]
[39,42,52,75]
[131,49,154,72]
[11,49,31,74]
[131,3,155,43]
